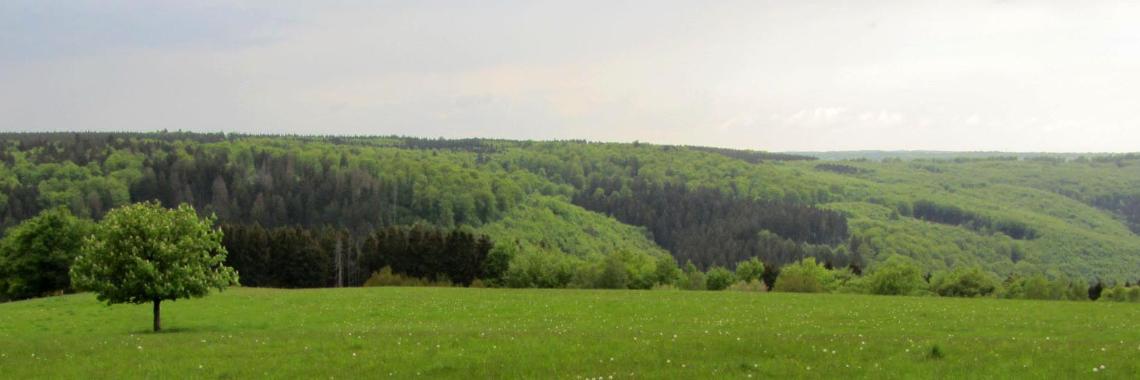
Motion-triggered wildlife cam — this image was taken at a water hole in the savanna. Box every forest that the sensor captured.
[3,132,1140,301]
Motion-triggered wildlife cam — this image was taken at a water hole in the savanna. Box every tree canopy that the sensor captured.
[0,207,90,301]
[70,202,237,331]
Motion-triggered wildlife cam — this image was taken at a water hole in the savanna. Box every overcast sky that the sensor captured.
[2,1,1138,152]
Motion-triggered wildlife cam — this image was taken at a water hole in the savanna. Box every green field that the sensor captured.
[2,288,1138,379]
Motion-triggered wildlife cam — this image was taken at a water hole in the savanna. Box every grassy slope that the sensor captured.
[2,288,1138,379]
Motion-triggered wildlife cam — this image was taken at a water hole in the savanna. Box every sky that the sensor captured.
[2,0,1139,152]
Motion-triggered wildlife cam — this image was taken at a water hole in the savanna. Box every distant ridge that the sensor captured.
[784,150,1120,161]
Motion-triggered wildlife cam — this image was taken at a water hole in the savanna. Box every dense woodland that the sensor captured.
[222,224,499,288]
[572,177,850,268]
[3,132,1140,300]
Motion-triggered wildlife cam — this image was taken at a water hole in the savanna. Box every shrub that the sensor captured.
[930,266,1000,297]
[678,261,707,290]
[595,254,630,289]
[705,266,735,291]
[734,257,765,283]
[865,255,928,296]
[1098,285,1140,303]
[654,256,682,286]
[773,258,834,293]
[503,250,578,288]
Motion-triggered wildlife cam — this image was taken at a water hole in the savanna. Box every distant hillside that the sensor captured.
[2,132,1140,283]
[788,150,1110,161]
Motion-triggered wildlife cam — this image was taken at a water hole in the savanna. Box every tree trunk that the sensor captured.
[153,299,162,332]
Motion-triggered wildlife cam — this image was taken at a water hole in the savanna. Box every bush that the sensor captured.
[865,255,928,296]
[1001,274,1064,300]
[930,266,1000,297]
[734,257,765,283]
[705,266,735,291]
[678,261,707,290]
[654,256,682,286]
[503,251,577,288]
[595,254,630,289]
[1099,285,1140,303]
[773,258,834,293]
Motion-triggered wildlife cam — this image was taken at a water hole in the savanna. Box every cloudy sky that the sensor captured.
[2,1,1138,152]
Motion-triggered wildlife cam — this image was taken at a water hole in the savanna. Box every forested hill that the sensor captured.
[2,132,1140,285]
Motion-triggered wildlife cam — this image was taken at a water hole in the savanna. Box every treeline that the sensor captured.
[911,200,1037,240]
[572,177,849,268]
[222,224,502,288]
[765,255,1140,302]
[685,146,817,164]
[0,133,531,231]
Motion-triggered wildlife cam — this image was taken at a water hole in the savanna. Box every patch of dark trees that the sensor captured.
[572,177,851,269]
[814,163,869,175]
[128,144,468,230]
[685,146,817,164]
[1089,194,1140,234]
[911,200,1037,240]
[222,224,501,288]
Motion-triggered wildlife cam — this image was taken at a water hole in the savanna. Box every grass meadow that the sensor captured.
[2,287,1138,379]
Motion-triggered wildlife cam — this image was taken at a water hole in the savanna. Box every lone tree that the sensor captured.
[71,202,238,332]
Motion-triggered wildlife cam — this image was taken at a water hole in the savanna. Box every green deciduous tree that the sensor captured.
[653,256,681,286]
[0,207,91,301]
[70,202,238,331]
